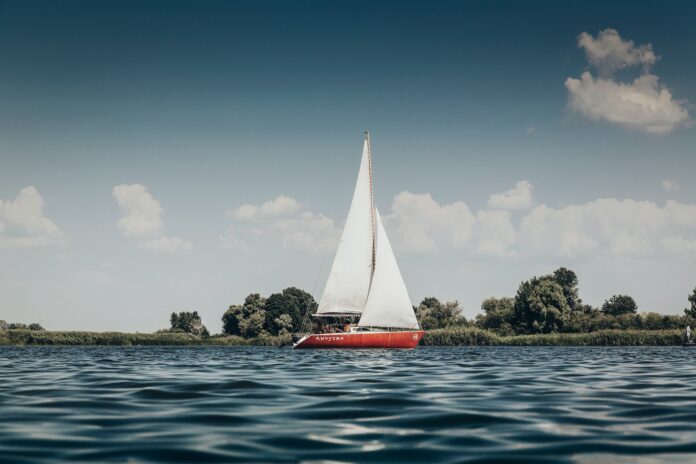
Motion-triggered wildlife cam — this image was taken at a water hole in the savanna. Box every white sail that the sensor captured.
[317,137,375,314]
[358,210,419,329]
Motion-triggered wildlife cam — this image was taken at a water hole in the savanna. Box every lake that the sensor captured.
[1,346,695,463]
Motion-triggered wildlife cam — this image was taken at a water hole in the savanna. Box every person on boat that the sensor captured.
[687,325,692,343]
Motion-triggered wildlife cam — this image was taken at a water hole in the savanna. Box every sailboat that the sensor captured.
[294,133,425,349]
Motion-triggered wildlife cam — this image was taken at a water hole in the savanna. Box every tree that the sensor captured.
[0,320,8,330]
[513,277,570,333]
[263,287,317,334]
[415,297,466,329]
[476,297,515,334]
[170,311,209,337]
[601,295,638,316]
[238,309,266,338]
[222,293,267,337]
[274,314,293,336]
[684,287,696,319]
[552,267,581,311]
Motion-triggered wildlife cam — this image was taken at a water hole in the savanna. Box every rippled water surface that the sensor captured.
[2,346,696,463]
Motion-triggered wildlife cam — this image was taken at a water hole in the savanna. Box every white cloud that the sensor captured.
[565,72,691,134]
[229,195,302,221]
[662,179,680,192]
[386,189,696,260]
[112,184,191,254]
[387,192,476,253]
[487,180,535,210]
[223,196,341,253]
[385,192,515,256]
[566,29,691,134]
[269,212,341,252]
[473,210,516,256]
[112,184,163,238]
[0,186,63,249]
[578,28,658,74]
[222,185,696,262]
[519,198,696,258]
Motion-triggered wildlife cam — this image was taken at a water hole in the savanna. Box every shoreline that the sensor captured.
[0,328,686,347]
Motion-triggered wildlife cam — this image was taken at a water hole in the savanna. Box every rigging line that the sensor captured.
[300,259,325,334]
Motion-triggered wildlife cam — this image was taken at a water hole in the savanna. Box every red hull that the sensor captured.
[293,330,425,349]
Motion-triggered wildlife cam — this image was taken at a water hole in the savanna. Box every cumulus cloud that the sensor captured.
[385,192,515,256]
[519,199,696,258]
[112,184,163,238]
[222,184,696,261]
[386,188,696,260]
[566,29,691,134]
[223,196,341,252]
[229,195,302,221]
[386,192,475,253]
[473,210,516,256]
[0,186,63,249]
[487,180,534,210]
[112,184,191,254]
[566,73,691,134]
[578,28,658,75]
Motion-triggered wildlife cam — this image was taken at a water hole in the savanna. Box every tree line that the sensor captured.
[163,268,695,338]
[0,321,44,331]
[455,268,694,335]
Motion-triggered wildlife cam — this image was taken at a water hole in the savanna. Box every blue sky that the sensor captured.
[1,0,695,331]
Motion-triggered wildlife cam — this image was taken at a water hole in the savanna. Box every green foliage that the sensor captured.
[421,327,500,346]
[422,328,682,346]
[222,288,317,338]
[552,267,582,310]
[475,268,685,335]
[263,287,317,334]
[222,293,267,337]
[685,287,696,318]
[415,297,467,330]
[476,297,515,335]
[601,294,638,316]
[0,320,45,331]
[274,314,293,336]
[514,276,570,334]
[170,311,209,337]
[0,330,292,346]
[238,308,266,338]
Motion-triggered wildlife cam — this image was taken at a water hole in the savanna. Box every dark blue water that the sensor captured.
[2,347,696,463]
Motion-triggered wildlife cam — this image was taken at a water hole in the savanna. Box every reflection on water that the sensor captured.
[1,346,696,463]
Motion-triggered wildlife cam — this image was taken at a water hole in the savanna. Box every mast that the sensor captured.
[366,131,376,283]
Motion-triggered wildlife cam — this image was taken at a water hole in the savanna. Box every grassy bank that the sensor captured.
[0,328,685,346]
[0,330,292,347]
[422,327,684,346]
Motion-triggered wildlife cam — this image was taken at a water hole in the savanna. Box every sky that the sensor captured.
[1,0,695,332]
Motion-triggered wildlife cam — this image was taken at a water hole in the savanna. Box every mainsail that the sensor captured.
[358,210,419,329]
[316,137,375,314]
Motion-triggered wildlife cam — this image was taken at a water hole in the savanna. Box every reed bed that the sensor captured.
[0,330,291,347]
[0,328,684,346]
[423,328,684,346]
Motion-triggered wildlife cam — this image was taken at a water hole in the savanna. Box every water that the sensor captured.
[1,347,696,463]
